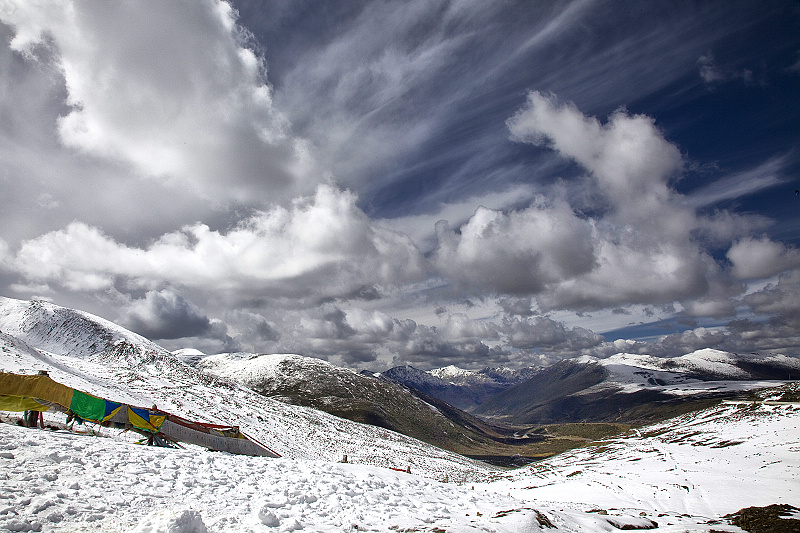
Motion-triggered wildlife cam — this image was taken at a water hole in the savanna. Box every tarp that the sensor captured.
[158,419,279,456]
[0,373,73,407]
[0,395,50,412]
[69,389,107,421]
[128,407,166,433]
[0,372,278,456]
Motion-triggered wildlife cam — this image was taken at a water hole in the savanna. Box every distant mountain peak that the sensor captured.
[429,365,476,380]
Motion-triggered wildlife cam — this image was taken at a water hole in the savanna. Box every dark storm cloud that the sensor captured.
[497,297,534,317]
[502,316,604,352]
[225,310,280,344]
[121,289,212,340]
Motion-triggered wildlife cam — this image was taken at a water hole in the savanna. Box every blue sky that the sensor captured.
[0,1,799,369]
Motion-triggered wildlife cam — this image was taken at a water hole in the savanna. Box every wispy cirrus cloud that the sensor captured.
[686,156,787,209]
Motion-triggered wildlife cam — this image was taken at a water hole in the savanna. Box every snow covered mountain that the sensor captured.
[382,363,538,410]
[491,382,800,522]
[473,351,800,425]
[597,349,799,381]
[0,296,489,480]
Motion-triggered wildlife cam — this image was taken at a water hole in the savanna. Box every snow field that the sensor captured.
[5,401,795,532]
[0,422,548,533]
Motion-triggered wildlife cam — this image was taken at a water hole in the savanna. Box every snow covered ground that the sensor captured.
[0,421,529,533]
[496,400,799,515]
[2,397,798,532]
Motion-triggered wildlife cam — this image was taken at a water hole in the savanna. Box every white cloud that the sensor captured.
[430,91,712,310]
[727,237,800,280]
[686,156,786,209]
[697,52,755,86]
[697,53,728,84]
[508,91,683,219]
[0,0,316,204]
[274,0,501,188]
[10,185,427,302]
[433,198,596,294]
[380,185,537,251]
[742,270,800,318]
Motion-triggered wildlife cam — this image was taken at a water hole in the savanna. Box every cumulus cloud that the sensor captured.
[497,296,535,317]
[279,306,421,366]
[742,270,800,319]
[430,91,712,310]
[433,198,596,294]
[391,327,504,370]
[584,327,729,359]
[508,91,683,215]
[9,185,427,302]
[502,315,604,352]
[727,237,800,280]
[224,309,280,345]
[0,0,316,204]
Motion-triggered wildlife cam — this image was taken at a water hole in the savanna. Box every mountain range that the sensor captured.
[189,351,545,458]
[379,364,539,410]
[380,350,799,424]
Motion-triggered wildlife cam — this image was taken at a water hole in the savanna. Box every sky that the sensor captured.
[1,0,799,370]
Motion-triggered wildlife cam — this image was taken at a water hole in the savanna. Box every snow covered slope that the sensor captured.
[0,297,161,359]
[1,383,797,532]
[0,297,490,481]
[192,352,543,458]
[196,352,364,395]
[597,349,800,382]
[493,386,800,519]
[0,420,677,533]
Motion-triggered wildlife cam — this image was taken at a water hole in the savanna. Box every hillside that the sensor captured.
[1,378,797,532]
[493,382,800,519]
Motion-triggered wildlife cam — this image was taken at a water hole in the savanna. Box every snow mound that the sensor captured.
[132,510,209,533]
